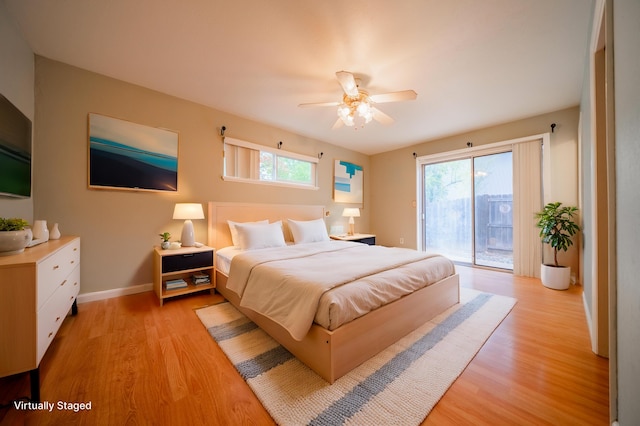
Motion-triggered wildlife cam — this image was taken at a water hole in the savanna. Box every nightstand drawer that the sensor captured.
[330,234,376,245]
[356,236,376,245]
[162,250,213,273]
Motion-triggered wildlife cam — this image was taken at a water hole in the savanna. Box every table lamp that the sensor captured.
[173,203,205,247]
[342,208,360,235]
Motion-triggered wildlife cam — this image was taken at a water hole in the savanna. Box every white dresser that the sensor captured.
[0,236,80,401]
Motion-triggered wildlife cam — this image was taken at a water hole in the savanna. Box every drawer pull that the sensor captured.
[53,265,60,270]
[70,260,75,265]
[60,280,67,287]
[69,296,74,301]
[56,316,61,322]
[74,281,78,286]
[48,332,53,338]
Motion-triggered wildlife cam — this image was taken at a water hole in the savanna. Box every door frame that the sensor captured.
[589,0,615,419]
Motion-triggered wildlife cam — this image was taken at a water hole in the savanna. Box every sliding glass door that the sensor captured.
[473,152,513,269]
[423,159,472,263]
[422,151,513,270]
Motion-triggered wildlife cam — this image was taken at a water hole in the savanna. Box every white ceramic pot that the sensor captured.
[32,220,49,241]
[0,230,32,256]
[541,264,571,290]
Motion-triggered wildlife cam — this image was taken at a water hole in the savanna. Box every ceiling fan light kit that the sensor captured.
[337,92,374,128]
[301,71,417,130]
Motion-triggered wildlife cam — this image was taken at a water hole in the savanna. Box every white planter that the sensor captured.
[541,264,571,290]
[0,230,32,256]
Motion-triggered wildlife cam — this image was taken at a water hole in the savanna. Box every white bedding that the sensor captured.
[224,241,455,341]
[216,245,242,275]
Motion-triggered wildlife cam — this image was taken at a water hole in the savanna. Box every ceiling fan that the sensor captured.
[299,71,417,129]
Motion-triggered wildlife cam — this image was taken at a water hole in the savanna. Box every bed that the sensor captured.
[207,202,460,383]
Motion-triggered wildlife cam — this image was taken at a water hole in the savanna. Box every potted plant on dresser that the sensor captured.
[0,217,31,256]
[535,202,581,290]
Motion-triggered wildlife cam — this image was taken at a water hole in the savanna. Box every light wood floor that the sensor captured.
[0,266,609,425]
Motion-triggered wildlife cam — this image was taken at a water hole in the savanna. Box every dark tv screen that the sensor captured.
[0,94,32,198]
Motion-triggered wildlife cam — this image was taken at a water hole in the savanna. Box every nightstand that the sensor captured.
[330,233,376,245]
[153,245,215,305]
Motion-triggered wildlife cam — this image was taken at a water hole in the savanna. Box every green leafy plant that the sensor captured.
[0,218,29,231]
[535,202,580,267]
[159,232,171,242]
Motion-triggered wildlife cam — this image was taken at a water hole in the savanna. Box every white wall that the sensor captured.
[0,2,34,220]
[613,0,640,422]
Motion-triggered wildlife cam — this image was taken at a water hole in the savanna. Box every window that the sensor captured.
[223,137,318,189]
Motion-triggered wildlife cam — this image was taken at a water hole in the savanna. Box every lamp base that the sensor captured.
[348,218,355,236]
[181,220,196,247]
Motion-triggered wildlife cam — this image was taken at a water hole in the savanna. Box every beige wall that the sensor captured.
[34,57,369,294]
[370,106,580,277]
[24,55,582,295]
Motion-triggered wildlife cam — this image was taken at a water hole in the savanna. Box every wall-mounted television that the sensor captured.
[0,93,32,198]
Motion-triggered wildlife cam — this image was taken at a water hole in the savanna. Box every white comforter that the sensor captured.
[226,241,448,341]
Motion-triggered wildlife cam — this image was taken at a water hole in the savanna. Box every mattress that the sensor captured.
[217,242,456,334]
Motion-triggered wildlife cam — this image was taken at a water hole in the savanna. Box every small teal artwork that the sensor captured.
[89,113,178,192]
[334,160,363,204]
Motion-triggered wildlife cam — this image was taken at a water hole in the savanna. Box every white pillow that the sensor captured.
[235,221,286,250]
[287,218,329,244]
[227,219,268,246]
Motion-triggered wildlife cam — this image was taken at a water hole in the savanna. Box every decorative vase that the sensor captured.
[161,241,170,250]
[32,220,49,241]
[50,223,61,240]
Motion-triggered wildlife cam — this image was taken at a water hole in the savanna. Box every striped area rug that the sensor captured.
[196,288,515,425]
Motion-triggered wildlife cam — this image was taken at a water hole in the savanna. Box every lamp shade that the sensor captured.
[342,208,360,218]
[173,203,205,220]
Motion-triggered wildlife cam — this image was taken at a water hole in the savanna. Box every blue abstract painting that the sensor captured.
[334,160,363,203]
[89,113,178,192]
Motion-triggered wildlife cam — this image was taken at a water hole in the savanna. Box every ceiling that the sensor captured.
[3,0,593,155]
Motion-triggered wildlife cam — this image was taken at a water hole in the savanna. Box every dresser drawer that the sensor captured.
[37,239,80,309]
[36,265,80,363]
[58,264,80,306]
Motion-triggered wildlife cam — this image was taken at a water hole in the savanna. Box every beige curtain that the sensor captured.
[512,139,543,277]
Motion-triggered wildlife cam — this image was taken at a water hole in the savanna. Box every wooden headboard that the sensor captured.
[207,202,326,250]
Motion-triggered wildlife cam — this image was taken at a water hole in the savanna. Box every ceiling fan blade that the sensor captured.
[372,107,394,125]
[369,90,417,104]
[298,101,341,108]
[335,71,359,97]
[331,118,345,129]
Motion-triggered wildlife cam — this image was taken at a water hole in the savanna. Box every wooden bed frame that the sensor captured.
[207,202,460,383]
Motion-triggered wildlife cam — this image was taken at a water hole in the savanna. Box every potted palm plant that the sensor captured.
[0,218,31,255]
[535,202,580,290]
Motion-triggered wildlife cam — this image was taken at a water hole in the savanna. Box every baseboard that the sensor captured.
[77,283,153,304]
